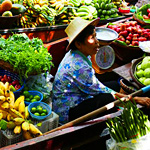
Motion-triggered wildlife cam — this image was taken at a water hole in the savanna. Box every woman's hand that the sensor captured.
[114,92,150,108]
[134,96,150,108]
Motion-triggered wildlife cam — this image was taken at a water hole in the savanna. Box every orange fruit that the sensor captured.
[1,0,12,13]
[0,4,2,14]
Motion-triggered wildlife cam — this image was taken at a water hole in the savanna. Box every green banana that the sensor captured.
[70,0,81,7]
[75,12,89,17]
[77,5,90,13]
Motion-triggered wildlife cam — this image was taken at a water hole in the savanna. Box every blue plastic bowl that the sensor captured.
[28,102,52,121]
[14,90,43,106]
[25,91,43,106]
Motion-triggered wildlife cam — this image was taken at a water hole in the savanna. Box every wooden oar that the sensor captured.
[44,85,150,135]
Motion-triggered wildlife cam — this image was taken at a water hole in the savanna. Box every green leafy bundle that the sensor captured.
[106,100,150,143]
[0,33,54,78]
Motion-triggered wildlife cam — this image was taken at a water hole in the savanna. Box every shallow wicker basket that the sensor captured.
[110,42,144,63]
[0,14,21,29]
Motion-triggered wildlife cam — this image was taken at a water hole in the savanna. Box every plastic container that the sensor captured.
[25,91,43,106]
[0,68,24,92]
[14,90,43,106]
[28,102,52,121]
[34,111,59,133]
[0,129,23,147]
[119,7,130,13]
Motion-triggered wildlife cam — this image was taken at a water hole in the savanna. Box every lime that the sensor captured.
[34,95,41,101]
[34,112,40,116]
[23,91,30,98]
[42,109,48,114]
[37,105,42,110]
[41,113,46,116]
[37,107,43,114]
[29,95,34,100]
[25,98,30,102]
[31,107,37,113]
[31,99,37,103]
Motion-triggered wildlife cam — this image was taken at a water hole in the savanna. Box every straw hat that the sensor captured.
[65,17,100,51]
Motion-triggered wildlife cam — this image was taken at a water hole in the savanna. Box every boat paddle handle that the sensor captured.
[43,84,150,135]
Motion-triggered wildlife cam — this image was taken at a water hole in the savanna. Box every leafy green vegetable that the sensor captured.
[0,33,54,78]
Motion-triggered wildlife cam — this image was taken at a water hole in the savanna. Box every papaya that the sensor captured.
[10,4,26,15]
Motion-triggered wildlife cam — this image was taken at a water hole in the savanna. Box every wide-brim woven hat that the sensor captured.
[65,17,100,51]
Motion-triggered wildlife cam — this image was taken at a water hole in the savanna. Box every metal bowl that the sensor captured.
[130,57,145,88]
[96,27,118,43]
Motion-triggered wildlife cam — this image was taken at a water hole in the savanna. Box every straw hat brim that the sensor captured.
[65,17,100,51]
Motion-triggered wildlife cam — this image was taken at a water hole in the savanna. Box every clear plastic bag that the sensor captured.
[106,133,150,150]
[25,72,53,104]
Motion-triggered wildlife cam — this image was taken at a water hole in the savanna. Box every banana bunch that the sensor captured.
[20,3,56,28]
[49,0,72,12]
[75,5,98,20]
[0,82,28,122]
[24,0,49,7]
[7,117,42,139]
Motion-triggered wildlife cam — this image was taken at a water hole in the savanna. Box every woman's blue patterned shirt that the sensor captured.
[52,50,116,123]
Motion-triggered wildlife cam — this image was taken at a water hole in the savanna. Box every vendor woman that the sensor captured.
[52,17,150,124]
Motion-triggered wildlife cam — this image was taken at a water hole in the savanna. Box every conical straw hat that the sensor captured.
[65,17,100,51]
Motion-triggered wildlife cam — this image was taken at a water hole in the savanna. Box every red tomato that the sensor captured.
[147,8,150,13]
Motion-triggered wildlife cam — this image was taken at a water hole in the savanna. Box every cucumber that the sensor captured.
[10,4,27,15]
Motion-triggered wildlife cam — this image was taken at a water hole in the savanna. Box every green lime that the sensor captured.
[40,113,46,116]
[29,95,34,100]
[37,107,43,114]
[25,98,30,102]
[37,105,42,110]
[34,112,40,116]
[31,107,37,113]
[31,99,37,103]
[34,95,41,101]
[42,109,47,114]
[23,91,30,98]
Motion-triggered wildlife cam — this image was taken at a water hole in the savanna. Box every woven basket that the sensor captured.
[0,60,45,76]
[110,42,144,63]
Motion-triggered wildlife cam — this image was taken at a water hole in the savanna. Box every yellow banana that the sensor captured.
[14,125,22,134]
[0,82,5,92]
[55,2,62,10]
[1,110,8,119]
[23,131,33,140]
[0,95,6,102]
[0,88,5,96]
[0,112,3,120]
[9,108,24,119]
[22,121,30,131]
[14,95,25,110]
[29,123,43,136]
[18,101,25,114]
[1,101,10,109]
[7,121,16,129]
[13,117,25,125]
[4,82,10,97]
[9,91,15,108]
[49,0,56,4]
[24,106,29,119]
[7,113,13,121]
[58,3,64,11]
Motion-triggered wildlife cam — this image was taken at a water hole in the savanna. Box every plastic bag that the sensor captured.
[25,72,53,104]
[106,132,150,150]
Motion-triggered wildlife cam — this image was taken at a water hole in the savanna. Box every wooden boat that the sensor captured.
[0,16,147,150]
